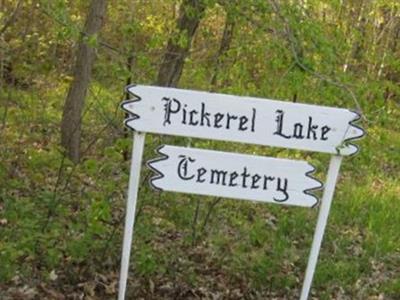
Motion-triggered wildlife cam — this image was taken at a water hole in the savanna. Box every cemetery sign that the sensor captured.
[118,85,364,300]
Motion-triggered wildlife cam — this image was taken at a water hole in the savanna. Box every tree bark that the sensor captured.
[156,0,206,87]
[60,0,107,163]
[210,11,234,90]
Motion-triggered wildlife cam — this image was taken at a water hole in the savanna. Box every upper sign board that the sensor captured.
[148,145,323,207]
[122,85,364,155]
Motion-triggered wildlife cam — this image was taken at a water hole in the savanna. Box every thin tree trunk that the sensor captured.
[123,53,135,161]
[60,0,107,163]
[377,6,396,79]
[210,11,234,90]
[156,0,206,87]
[349,1,367,73]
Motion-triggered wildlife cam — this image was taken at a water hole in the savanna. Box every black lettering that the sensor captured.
[177,155,195,180]
[274,110,291,139]
[200,102,211,126]
[240,167,251,188]
[251,174,261,189]
[306,117,318,140]
[229,171,238,187]
[239,116,248,131]
[162,97,181,126]
[251,108,256,132]
[273,178,289,202]
[210,169,228,185]
[321,125,331,140]
[197,167,207,183]
[189,110,199,126]
[214,113,224,128]
[226,113,238,129]
[293,123,304,139]
[182,104,187,124]
[263,176,275,190]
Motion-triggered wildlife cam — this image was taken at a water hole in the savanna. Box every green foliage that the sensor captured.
[1,0,400,298]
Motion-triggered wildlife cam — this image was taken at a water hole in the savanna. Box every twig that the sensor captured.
[191,198,201,245]
[200,197,222,235]
[0,88,11,136]
[0,0,23,36]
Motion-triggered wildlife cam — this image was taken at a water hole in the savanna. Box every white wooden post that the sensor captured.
[300,155,343,300]
[118,132,146,300]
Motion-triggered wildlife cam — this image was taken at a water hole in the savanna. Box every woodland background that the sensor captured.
[0,0,399,299]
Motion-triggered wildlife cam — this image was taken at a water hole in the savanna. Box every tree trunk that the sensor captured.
[210,11,234,90]
[60,0,107,163]
[156,0,206,87]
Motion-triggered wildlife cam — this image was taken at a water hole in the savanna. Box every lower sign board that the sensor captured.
[147,145,323,207]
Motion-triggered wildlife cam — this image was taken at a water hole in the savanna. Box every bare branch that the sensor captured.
[0,0,23,36]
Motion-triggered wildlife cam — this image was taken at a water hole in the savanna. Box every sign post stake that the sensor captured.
[118,132,146,300]
[300,155,343,300]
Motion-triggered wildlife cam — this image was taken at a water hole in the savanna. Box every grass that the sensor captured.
[0,84,399,299]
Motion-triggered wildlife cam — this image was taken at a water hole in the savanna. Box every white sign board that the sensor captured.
[147,145,322,207]
[121,85,364,155]
[118,85,365,300]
